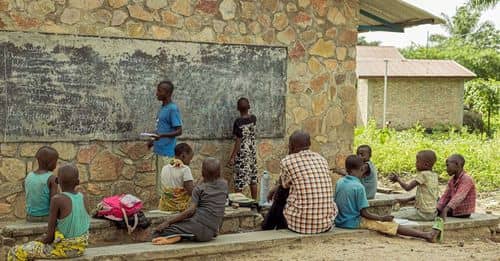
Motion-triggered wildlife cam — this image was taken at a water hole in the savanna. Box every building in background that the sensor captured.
[356,46,476,129]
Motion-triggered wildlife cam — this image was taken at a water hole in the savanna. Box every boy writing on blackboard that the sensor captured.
[228,97,258,199]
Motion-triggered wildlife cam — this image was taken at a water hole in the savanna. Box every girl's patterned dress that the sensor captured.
[233,115,257,190]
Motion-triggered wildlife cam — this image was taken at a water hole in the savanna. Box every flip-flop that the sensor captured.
[431,217,444,243]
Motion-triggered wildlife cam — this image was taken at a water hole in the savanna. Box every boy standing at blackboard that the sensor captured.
[228,98,258,199]
[147,81,183,193]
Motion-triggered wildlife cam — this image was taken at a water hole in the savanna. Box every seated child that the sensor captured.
[389,150,439,221]
[152,157,228,244]
[331,145,378,199]
[25,146,59,222]
[357,145,378,199]
[334,155,441,243]
[158,143,195,212]
[437,154,476,220]
[9,164,90,261]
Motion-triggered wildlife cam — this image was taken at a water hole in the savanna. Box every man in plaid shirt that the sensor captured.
[437,154,476,220]
[280,131,336,234]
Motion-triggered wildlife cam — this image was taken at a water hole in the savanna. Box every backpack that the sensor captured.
[95,194,144,234]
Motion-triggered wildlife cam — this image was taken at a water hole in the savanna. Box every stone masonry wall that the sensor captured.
[356,78,368,126]
[0,0,359,221]
[365,78,464,129]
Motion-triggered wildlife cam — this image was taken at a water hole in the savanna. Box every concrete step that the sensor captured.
[40,213,500,261]
[0,207,262,256]
[44,229,368,261]
[402,213,499,231]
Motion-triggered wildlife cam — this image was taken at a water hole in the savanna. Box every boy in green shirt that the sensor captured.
[389,150,439,221]
[9,165,90,261]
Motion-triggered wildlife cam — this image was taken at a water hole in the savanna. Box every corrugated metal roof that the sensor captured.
[357,46,476,78]
[356,46,404,60]
[359,0,445,32]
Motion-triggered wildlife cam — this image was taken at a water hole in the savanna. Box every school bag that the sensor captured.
[114,211,151,231]
[95,194,146,234]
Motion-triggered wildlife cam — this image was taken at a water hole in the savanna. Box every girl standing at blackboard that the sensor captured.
[228,97,258,199]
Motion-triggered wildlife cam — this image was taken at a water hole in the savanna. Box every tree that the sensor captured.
[469,0,499,10]
[357,36,381,46]
[401,2,499,135]
[401,3,500,80]
[465,79,499,136]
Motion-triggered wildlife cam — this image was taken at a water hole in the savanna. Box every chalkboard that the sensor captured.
[0,31,287,141]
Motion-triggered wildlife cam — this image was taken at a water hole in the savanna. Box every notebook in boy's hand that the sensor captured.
[140,133,160,138]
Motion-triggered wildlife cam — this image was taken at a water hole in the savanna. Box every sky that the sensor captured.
[360,0,500,47]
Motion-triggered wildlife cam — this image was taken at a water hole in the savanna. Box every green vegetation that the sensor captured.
[354,121,500,192]
[355,1,500,191]
[400,2,499,135]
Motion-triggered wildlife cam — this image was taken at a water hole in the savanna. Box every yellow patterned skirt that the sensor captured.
[158,187,191,212]
[8,231,88,261]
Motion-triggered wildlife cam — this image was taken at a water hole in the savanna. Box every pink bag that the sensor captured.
[96,194,143,233]
[97,194,143,220]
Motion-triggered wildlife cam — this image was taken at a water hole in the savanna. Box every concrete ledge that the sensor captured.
[368,193,396,207]
[0,207,261,247]
[400,213,500,231]
[366,193,407,216]
[46,229,367,261]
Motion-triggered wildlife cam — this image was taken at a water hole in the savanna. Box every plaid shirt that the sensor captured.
[280,150,336,234]
[437,171,476,216]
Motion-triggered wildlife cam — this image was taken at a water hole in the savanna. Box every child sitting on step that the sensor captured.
[25,146,59,222]
[331,145,378,199]
[334,155,442,243]
[152,157,228,244]
[158,143,195,212]
[389,150,439,221]
[9,164,90,261]
[437,154,476,220]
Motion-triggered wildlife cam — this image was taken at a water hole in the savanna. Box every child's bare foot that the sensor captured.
[152,236,181,245]
[426,229,440,243]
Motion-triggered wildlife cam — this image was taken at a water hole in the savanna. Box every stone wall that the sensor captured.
[357,78,464,129]
[0,0,359,221]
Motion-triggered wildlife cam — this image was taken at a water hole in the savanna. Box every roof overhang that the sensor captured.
[359,0,445,32]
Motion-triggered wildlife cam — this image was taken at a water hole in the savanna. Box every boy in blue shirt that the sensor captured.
[147,80,183,193]
[332,145,377,199]
[334,155,441,243]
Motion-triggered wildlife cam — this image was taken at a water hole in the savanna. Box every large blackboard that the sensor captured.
[0,31,287,141]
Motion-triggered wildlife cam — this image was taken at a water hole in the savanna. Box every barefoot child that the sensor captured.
[437,154,476,220]
[9,165,90,260]
[25,146,59,222]
[389,150,439,221]
[332,145,378,199]
[152,157,228,244]
[334,155,441,243]
[228,97,258,199]
[158,143,195,212]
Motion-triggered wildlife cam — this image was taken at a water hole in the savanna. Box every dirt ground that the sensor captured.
[226,232,500,261]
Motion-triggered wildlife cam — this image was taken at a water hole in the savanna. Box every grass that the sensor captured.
[354,121,500,192]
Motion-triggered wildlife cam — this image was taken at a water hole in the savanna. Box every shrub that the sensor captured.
[354,121,500,192]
